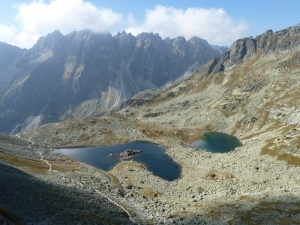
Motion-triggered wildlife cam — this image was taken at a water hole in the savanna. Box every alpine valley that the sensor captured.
[1,24,300,224]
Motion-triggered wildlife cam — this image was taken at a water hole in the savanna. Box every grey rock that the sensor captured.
[207,24,300,74]
[0,30,225,133]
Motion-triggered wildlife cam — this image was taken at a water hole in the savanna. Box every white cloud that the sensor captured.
[0,0,122,48]
[0,3,249,49]
[126,5,249,45]
[0,24,18,44]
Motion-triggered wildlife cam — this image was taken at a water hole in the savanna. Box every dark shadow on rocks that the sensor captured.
[161,198,300,225]
[0,163,133,225]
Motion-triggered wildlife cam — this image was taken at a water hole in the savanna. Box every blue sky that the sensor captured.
[0,0,299,48]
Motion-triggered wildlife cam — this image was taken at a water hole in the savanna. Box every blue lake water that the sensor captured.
[54,142,181,181]
[193,132,243,153]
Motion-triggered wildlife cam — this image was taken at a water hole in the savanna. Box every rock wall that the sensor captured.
[0,30,226,133]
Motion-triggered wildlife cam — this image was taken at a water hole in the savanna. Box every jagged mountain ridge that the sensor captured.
[117,24,300,137]
[0,30,227,133]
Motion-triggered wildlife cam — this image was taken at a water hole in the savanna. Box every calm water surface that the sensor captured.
[54,142,181,181]
[193,132,243,153]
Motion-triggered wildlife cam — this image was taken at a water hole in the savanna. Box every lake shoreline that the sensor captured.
[54,141,181,181]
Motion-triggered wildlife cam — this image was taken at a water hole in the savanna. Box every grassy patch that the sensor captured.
[230,119,244,136]
[76,127,125,145]
[0,153,80,174]
[176,83,195,96]
[277,153,300,167]
[142,188,163,198]
[229,201,300,225]
[74,212,127,224]
[213,72,226,85]
[0,154,49,174]
[241,122,283,140]
[77,133,96,143]
[260,138,279,156]
[134,120,213,144]
[190,75,213,94]
[222,71,242,88]
[260,136,300,167]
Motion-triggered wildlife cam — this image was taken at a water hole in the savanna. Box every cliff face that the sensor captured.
[0,30,226,133]
[0,42,26,94]
[208,25,300,74]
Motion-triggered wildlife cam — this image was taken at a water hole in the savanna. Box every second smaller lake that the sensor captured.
[193,132,243,153]
[54,142,181,181]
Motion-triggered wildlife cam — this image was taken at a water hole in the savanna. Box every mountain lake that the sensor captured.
[193,132,243,153]
[54,141,181,181]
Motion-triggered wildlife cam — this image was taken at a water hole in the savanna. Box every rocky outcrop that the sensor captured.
[208,24,300,74]
[117,149,142,159]
[211,45,228,54]
[0,30,226,133]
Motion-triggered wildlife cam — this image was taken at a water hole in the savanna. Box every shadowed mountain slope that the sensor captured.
[0,30,226,134]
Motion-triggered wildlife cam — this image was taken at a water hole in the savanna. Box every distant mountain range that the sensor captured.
[0,30,227,133]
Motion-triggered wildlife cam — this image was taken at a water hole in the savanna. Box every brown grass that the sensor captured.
[229,201,300,225]
[77,127,125,145]
[230,119,244,136]
[277,153,300,167]
[62,117,111,131]
[238,195,251,200]
[140,88,189,108]
[177,83,195,96]
[77,133,96,143]
[260,138,279,156]
[241,122,283,140]
[142,188,163,198]
[205,171,217,180]
[111,160,145,172]
[72,212,127,224]
[222,71,243,89]
[134,120,213,144]
[213,72,226,85]
[108,173,121,186]
[0,153,81,174]
[260,136,300,167]
[0,154,49,174]
[190,75,213,94]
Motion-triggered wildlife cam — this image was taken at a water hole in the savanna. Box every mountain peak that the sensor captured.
[33,29,65,50]
[136,32,162,40]
[0,29,224,133]
[207,23,300,74]
[50,30,63,37]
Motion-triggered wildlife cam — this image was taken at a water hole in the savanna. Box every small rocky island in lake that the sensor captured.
[109,149,142,160]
